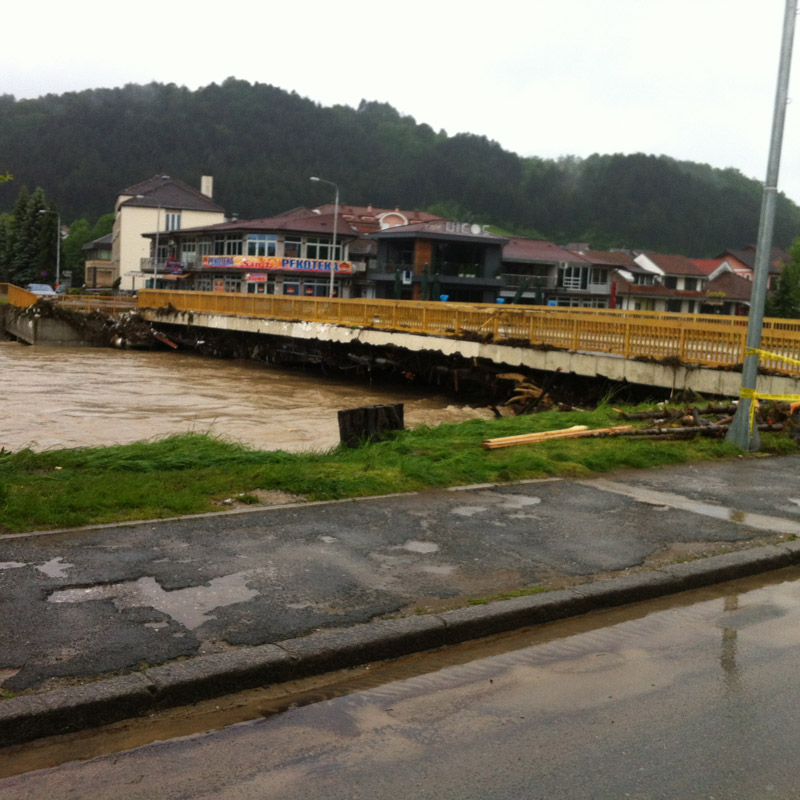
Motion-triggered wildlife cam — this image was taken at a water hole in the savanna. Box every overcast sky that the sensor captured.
[5,1,800,203]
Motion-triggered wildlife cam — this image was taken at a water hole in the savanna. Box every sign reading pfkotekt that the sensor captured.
[202,256,352,274]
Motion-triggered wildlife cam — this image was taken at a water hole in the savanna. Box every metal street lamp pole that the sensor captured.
[38,209,60,288]
[726,0,797,451]
[310,176,339,298]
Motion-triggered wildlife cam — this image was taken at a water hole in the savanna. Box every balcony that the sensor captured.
[501,273,557,289]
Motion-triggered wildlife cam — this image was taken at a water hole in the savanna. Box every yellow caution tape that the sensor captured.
[740,348,800,432]
[744,347,800,369]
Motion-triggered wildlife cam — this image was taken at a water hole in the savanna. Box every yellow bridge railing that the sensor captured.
[2,283,135,315]
[138,289,800,377]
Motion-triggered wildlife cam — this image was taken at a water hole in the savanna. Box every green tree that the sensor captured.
[766,238,800,318]
[4,185,60,285]
[62,218,92,276]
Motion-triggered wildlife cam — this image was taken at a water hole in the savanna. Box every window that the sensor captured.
[306,236,342,261]
[197,238,212,256]
[590,268,608,285]
[223,277,242,293]
[558,265,588,290]
[667,299,682,313]
[196,277,212,292]
[684,278,697,291]
[165,212,181,232]
[214,236,243,256]
[664,276,678,289]
[180,239,196,265]
[284,237,302,258]
[247,234,277,257]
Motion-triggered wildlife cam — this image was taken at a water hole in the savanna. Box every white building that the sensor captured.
[112,174,226,291]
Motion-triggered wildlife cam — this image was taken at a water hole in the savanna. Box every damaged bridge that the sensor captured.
[136,289,800,400]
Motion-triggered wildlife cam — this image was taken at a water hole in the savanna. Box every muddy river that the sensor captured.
[1,341,491,453]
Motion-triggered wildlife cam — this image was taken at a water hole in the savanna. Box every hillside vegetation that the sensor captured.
[1,78,798,255]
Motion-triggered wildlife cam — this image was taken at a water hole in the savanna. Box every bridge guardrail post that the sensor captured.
[623,319,631,359]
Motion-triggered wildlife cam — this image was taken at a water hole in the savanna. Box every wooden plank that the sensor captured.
[482,424,633,450]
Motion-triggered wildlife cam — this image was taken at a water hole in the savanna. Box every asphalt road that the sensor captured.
[4,568,800,798]
[2,455,800,695]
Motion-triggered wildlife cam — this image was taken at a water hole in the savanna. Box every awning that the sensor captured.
[157,273,190,281]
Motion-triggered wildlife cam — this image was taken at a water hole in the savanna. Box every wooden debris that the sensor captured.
[482,424,636,450]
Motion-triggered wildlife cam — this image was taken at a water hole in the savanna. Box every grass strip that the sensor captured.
[0,402,796,533]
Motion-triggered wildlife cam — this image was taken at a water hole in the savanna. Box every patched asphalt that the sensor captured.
[2,454,800,744]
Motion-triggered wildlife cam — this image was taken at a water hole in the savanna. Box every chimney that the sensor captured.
[200,175,214,198]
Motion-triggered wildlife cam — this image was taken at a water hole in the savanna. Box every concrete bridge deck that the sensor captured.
[135,289,800,398]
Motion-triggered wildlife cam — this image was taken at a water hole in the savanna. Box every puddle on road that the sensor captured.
[451,492,543,519]
[8,565,800,781]
[48,570,270,630]
[582,479,800,535]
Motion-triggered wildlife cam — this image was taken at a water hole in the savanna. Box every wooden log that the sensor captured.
[338,403,404,449]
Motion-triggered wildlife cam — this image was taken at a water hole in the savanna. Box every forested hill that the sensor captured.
[0,77,798,256]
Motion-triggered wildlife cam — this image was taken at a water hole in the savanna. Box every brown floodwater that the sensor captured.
[1,341,492,453]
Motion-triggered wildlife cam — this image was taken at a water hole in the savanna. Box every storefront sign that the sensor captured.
[245,273,268,282]
[203,256,352,274]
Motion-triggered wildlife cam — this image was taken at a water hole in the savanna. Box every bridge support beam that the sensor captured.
[140,309,800,400]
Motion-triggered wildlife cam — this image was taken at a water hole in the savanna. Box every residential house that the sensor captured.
[633,252,708,313]
[82,233,114,289]
[142,208,363,297]
[564,248,640,309]
[113,175,226,291]
[717,245,791,290]
[498,239,590,305]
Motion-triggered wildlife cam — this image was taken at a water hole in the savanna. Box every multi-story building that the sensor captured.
[113,175,226,291]
[142,208,364,297]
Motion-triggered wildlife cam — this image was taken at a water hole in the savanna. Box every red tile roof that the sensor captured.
[502,238,589,264]
[572,249,638,268]
[691,258,726,275]
[145,210,359,238]
[314,204,444,233]
[638,252,706,276]
[706,271,754,301]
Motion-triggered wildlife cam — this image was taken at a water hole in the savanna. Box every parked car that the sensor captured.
[24,284,57,296]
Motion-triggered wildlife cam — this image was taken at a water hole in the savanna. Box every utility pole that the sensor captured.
[726,0,797,450]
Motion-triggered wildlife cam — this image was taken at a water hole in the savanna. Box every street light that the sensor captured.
[310,176,339,298]
[726,0,796,451]
[38,209,60,289]
[135,195,162,289]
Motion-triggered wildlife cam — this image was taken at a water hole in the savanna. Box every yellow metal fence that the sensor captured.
[137,290,800,376]
[1,284,135,315]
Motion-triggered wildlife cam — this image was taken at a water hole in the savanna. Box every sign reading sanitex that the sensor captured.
[202,256,352,274]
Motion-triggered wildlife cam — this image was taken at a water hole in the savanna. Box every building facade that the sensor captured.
[113,175,226,292]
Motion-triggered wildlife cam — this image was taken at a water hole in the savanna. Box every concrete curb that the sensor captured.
[2,540,799,748]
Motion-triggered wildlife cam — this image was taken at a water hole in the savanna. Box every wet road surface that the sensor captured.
[2,455,800,695]
[3,568,800,798]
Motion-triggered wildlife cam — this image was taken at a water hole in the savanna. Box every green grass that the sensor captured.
[0,403,795,533]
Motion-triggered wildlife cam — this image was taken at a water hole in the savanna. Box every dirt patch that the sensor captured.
[214,489,307,508]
